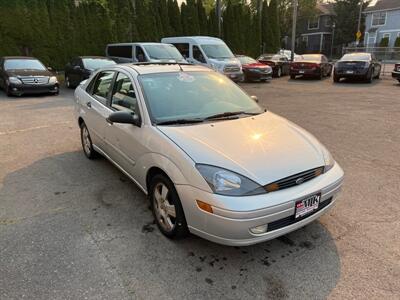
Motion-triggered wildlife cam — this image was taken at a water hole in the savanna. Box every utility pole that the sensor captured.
[356,0,363,45]
[330,23,336,60]
[291,0,298,61]
[216,0,222,38]
[258,0,263,54]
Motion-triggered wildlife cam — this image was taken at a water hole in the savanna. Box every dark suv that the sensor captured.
[0,56,59,96]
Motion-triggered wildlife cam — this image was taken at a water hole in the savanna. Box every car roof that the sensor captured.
[2,56,39,60]
[106,42,172,47]
[107,63,211,75]
[162,36,224,45]
[79,56,113,59]
[343,52,370,56]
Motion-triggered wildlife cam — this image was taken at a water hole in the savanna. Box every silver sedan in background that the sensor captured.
[74,63,344,246]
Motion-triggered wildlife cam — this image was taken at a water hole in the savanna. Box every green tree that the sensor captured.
[197,0,208,35]
[395,36,400,47]
[379,37,389,47]
[168,0,182,36]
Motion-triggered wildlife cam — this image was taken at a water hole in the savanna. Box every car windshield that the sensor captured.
[237,56,257,64]
[341,53,371,61]
[4,59,46,71]
[200,44,234,59]
[139,71,263,124]
[143,45,185,61]
[82,58,116,70]
[295,55,321,62]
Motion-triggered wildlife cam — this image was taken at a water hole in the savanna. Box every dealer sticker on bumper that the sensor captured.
[295,193,321,219]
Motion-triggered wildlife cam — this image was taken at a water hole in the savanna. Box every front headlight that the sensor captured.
[49,76,58,84]
[196,164,266,196]
[322,147,335,173]
[8,77,22,84]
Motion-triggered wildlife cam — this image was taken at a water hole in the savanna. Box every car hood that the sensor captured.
[158,112,326,185]
[209,57,240,65]
[243,63,270,68]
[5,69,53,77]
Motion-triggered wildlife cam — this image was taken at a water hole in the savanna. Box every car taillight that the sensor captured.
[396,64,400,71]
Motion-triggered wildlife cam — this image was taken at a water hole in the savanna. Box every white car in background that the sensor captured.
[74,63,344,246]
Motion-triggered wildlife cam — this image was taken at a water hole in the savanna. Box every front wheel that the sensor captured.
[333,74,340,83]
[149,174,189,239]
[80,122,99,159]
[365,69,373,83]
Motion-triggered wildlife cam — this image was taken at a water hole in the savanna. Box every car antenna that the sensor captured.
[177,61,184,72]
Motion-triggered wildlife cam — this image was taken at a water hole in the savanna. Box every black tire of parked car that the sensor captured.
[333,74,340,83]
[80,122,99,159]
[65,75,74,89]
[4,84,12,96]
[276,67,282,78]
[366,69,373,83]
[374,71,380,79]
[318,71,323,80]
[290,74,296,80]
[149,173,189,239]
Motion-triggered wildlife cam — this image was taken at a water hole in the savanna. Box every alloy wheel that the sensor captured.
[153,182,176,232]
[81,126,91,156]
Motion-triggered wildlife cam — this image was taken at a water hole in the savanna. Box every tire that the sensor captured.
[5,84,12,96]
[276,67,282,78]
[65,74,73,89]
[374,71,380,79]
[290,74,296,80]
[365,69,373,83]
[80,122,99,159]
[149,174,189,239]
[318,71,323,80]
[333,74,340,83]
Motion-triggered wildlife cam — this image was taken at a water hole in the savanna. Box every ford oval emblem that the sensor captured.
[296,177,304,185]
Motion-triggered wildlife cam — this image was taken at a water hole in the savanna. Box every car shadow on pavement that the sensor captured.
[0,151,341,299]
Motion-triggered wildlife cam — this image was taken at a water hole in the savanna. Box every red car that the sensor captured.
[392,63,400,83]
[236,55,273,82]
[290,54,332,80]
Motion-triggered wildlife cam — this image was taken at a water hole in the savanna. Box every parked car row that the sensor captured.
[0,35,398,97]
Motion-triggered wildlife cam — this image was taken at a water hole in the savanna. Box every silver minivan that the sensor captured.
[106,43,186,64]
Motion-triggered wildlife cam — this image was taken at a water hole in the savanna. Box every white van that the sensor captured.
[161,36,243,81]
[105,43,186,64]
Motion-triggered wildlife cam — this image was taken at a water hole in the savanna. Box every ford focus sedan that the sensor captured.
[74,63,344,246]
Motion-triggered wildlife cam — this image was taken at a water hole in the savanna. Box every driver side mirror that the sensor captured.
[107,111,141,127]
[47,66,53,71]
[73,65,81,71]
[251,95,259,103]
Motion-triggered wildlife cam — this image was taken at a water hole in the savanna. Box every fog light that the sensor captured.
[250,224,268,234]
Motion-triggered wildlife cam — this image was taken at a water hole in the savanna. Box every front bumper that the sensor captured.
[392,70,400,80]
[244,69,272,81]
[9,83,59,95]
[177,162,344,246]
[224,72,244,82]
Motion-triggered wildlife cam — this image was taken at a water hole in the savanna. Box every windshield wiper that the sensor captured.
[204,111,260,120]
[156,118,204,125]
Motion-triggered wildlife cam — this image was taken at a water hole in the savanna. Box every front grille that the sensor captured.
[224,65,240,73]
[19,76,49,85]
[264,167,324,192]
[267,197,332,232]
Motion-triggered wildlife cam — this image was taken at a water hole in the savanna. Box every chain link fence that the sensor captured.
[342,47,400,76]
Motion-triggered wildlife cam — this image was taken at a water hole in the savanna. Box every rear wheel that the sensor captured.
[333,74,340,83]
[65,75,73,89]
[276,67,282,78]
[365,69,373,83]
[5,84,12,96]
[149,174,189,239]
[290,74,296,80]
[318,71,323,80]
[80,122,99,159]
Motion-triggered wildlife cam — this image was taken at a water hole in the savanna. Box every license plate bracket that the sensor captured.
[295,193,321,219]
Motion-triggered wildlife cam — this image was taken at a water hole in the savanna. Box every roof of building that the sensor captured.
[364,0,400,12]
[317,3,336,16]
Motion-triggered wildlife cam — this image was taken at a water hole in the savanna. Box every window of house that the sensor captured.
[372,12,386,26]
[325,17,332,27]
[308,17,319,30]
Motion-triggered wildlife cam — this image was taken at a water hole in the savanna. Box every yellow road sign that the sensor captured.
[356,31,362,40]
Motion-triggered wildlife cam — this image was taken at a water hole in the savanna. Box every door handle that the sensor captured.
[86,102,91,108]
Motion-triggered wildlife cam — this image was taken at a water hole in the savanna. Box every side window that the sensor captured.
[71,58,79,66]
[111,73,139,114]
[78,59,84,68]
[108,45,132,58]
[173,43,189,58]
[136,46,147,62]
[193,45,206,63]
[92,71,115,105]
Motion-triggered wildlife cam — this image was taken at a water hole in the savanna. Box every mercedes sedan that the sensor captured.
[74,63,344,246]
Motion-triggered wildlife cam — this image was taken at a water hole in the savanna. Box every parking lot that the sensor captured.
[0,77,399,299]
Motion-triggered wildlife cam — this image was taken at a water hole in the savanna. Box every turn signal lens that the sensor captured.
[196,200,213,213]
[265,183,279,192]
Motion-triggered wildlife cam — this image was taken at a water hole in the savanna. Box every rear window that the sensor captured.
[295,55,322,62]
[107,45,132,58]
[341,53,371,61]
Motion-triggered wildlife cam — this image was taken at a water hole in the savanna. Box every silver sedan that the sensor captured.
[74,63,344,246]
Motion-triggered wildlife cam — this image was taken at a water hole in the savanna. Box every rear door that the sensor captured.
[83,70,115,151]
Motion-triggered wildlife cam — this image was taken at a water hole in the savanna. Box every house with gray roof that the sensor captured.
[363,0,400,47]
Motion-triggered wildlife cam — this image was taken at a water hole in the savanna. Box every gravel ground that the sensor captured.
[0,76,399,300]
